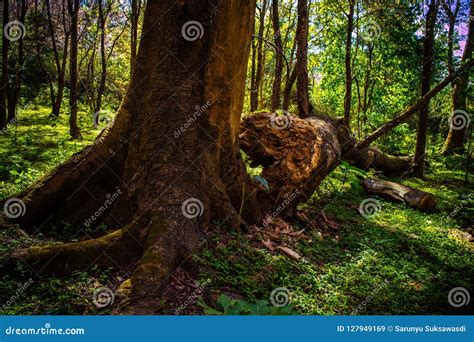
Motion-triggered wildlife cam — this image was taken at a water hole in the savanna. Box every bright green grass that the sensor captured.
[0,105,106,198]
[0,107,472,315]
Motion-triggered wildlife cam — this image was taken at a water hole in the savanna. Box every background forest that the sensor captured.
[0,0,473,315]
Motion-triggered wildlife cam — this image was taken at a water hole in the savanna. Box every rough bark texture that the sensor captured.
[412,0,439,177]
[240,112,341,216]
[442,0,473,154]
[363,178,437,211]
[1,0,261,315]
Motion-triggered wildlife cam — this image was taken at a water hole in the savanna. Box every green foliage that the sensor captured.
[198,294,298,315]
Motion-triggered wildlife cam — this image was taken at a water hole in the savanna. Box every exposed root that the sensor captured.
[0,228,141,277]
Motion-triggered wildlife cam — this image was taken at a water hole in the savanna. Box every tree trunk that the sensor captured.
[251,0,268,111]
[7,0,28,123]
[0,0,10,130]
[130,0,142,78]
[442,0,473,154]
[296,0,312,118]
[343,0,355,128]
[363,178,437,211]
[46,0,69,118]
[353,50,474,152]
[68,0,82,139]
[1,0,262,314]
[412,0,439,178]
[95,0,107,114]
[271,0,284,112]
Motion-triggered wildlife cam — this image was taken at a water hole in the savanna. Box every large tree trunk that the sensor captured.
[68,0,81,139]
[0,0,10,130]
[295,0,312,118]
[1,0,261,315]
[271,0,284,112]
[412,0,439,178]
[343,0,355,128]
[442,0,473,154]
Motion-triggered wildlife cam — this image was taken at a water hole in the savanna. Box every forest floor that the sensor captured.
[0,107,473,315]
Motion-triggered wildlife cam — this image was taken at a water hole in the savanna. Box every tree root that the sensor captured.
[0,228,142,277]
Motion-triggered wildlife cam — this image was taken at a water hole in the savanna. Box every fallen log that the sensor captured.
[240,112,414,217]
[362,178,437,211]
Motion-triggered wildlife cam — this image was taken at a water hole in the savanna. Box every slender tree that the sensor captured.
[442,0,473,153]
[296,0,312,118]
[343,0,355,128]
[412,0,440,177]
[271,0,284,111]
[67,0,81,139]
[251,0,268,111]
[7,0,28,123]
[0,0,10,130]
[45,0,70,118]
[130,0,142,78]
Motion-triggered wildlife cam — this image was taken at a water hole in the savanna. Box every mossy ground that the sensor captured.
[0,107,472,315]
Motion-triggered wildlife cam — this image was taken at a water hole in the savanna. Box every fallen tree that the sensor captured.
[0,1,469,315]
[363,178,437,211]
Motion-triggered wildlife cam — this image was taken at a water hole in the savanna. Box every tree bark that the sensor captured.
[363,178,437,211]
[271,0,284,111]
[412,0,439,178]
[0,0,10,130]
[1,0,261,314]
[68,0,82,139]
[251,0,268,112]
[343,0,355,128]
[442,0,473,154]
[296,0,312,118]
